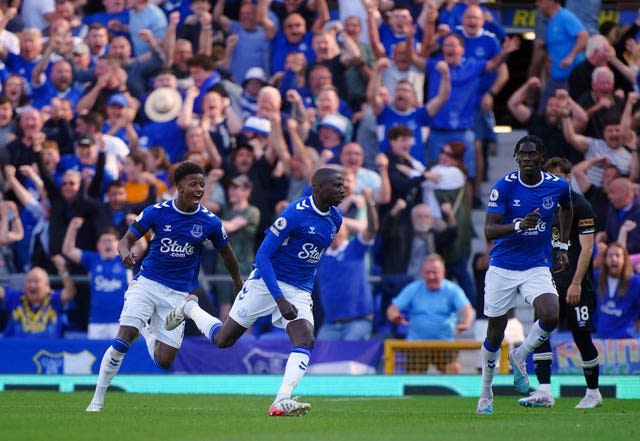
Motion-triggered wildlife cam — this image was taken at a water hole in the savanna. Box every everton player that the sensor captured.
[165,168,344,416]
[476,135,573,415]
[518,157,601,409]
[86,161,243,412]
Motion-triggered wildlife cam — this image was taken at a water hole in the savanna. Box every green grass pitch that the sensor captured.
[1,392,639,441]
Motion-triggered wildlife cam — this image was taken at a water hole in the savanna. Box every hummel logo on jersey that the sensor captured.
[513,200,521,207]
[163,224,172,232]
[238,286,248,300]
[296,199,310,210]
[308,226,316,234]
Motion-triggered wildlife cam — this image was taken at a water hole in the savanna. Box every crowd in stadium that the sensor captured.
[0,0,639,344]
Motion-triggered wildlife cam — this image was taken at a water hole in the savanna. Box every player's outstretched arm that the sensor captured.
[217,243,243,294]
[118,230,141,268]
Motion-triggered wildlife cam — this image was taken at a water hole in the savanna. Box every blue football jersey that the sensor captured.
[80,252,132,324]
[254,196,342,297]
[131,200,229,292]
[487,171,571,271]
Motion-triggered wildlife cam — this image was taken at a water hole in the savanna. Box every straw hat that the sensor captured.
[144,87,183,122]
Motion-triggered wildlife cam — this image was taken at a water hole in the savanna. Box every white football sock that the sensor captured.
[138,325,156,361]
[274,348,310,403]
[515,320,551,362]
[480,345,499,398]
[185,302,221,342]
[90,345,127,405]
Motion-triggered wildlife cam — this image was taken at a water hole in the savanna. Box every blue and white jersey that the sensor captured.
[131,200,229,292]
[80,252,132,325]
[253,196,342,298]
[487,171,571,271]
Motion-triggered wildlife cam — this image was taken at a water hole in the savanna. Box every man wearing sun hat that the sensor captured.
[138,71,186,162]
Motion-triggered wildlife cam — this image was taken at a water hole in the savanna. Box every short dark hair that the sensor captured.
[543,157,572,175]
[173,161,205,184]
[187,54,215,71]
[387,124,413,140]
[513,135,545,157]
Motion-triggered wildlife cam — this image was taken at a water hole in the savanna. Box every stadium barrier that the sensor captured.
[384,340,510,374]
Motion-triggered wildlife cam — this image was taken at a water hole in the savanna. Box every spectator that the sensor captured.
[35,150,100,260]
[562,110,633,187]
[381,201,457,281]
[76,57,138,116]
[270,8,329,75]
[30,51,83,111]
[603,177,640,256]
[568,34,635,103]
[367,57,451,163]
[178,0,224,54]
[213,174,259,321]
[84,0,128,30]
[94,179,151,238]
[507,79,587,165]
[139,79,186,163]
[124,0,168,57]
[120,150,166,205]
[536,0,588,111]
[316,187,378,340]
[593,242,640,339]
[0,197,23,277]
[2,73,31,111]
[107,31,166,99]
[5,107,46,170]
[572,157,621,233]
[0,257,75,338]
[103,93,140,148]
[386,253,474,373]
[576,66,625,139]
[3,164,48,272]
[342,15,375,111]
[212,0,275,84]
[0,27,45,82]
[336,168,366,235]
[338,142,391,205]
[84,23,109,66]
[0,95,16,149]
[62,218,131,339]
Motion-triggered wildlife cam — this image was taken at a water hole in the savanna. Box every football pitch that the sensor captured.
[1,392,639,441]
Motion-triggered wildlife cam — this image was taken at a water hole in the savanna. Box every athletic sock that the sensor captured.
[515,320,552,362]
[274,347,311,403]
[90,339,130,405]
[184,302,222,343]
[533,352,552,385]
[583,357,600,390]
[480,340,500,398]
[138,325,156,362]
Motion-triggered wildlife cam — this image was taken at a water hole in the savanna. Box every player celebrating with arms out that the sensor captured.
[165,168,344,416]
[86,161,243,412]
[476,135,573,415]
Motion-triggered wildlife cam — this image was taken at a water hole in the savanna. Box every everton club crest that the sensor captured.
[191,224,203,238]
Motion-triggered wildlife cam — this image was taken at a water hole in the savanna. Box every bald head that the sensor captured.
[312,167,341,187]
